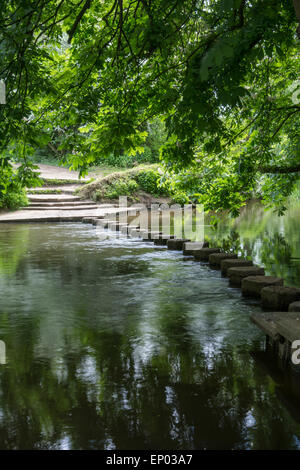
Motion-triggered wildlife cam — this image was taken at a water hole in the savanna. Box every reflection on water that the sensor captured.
[0,218,300,449]
[206,200,300,287]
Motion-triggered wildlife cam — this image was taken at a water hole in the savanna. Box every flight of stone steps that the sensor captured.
[0,183,118,223]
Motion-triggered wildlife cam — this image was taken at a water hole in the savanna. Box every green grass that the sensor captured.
[41,178,93,186]
[27,189,63,194]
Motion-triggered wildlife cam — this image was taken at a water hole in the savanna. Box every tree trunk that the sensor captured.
[293,0,300,39]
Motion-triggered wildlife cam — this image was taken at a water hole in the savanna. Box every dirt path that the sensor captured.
[14,163,91,181]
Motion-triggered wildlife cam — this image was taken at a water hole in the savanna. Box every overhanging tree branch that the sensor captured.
[259,164,300,174]
[293,0,300,38]
[68,0,92,43]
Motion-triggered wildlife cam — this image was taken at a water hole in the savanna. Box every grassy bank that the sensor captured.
[78,165,172,204]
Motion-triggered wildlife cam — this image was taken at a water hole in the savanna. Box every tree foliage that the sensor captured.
[0,0,299,212]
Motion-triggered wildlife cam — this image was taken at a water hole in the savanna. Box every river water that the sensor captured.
[0,201,300,449]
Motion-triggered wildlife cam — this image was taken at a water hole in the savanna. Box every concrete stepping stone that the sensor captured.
[142,231,163,241]
[289,301,300,312]
[251,311,284,339]
[82,216,103,224]
[194,248,220,261]
[274,313,300,343]
[221,258,253,276]
[120,225,132,235]
[183,241,209,255]
[227,266,265,287]
[96,219,115,228]
[107,222,128,231]
[153,235,176,246]
[136,229,150,238]
[128,228,146,238]
[209,252,238,268]
[241,276,284,298]
[125,225,140,235]
[261,286,300,311]
[167,239,191,251]
[92,218,104,225]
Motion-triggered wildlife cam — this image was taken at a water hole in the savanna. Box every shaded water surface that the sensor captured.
[206,200,300,287]
[0,219,300,449]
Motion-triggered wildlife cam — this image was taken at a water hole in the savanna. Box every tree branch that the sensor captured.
[260,164,300,174]
[68,0,92,43]
[293,0,300,39]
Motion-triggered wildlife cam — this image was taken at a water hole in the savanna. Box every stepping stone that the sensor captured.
[92,218,102,225]
[126,225,140,235]
[129,228,146,238]
[261,286,300,311]
[221,258,253,276]
[194,248,220,261]
[183,241,209,255]
[153,235,176,246]
[274,312,300,343]
[251,311,284,339]
[142,231,163,241]
[108,222,128,231]
[121,225,132,235]
[289,301,300,312]
[242,276,284,298]
[209,252,238,268]
[227,266,265,287]
[96,219,115,228]
[167,239,191,251]
[82,216,101,224]
[130,229,148,238]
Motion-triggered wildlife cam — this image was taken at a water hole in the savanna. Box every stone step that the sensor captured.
[261,286,300,311]
[82,217,104,224]
[275,313,300,343]
[28,201,96,207]
[95,219,115,228]
[209,252,238,268]
[251,312,283,339]
[227,266,265,287]
[242,276,284,298]
[23,205,99,211]
[122,225,140,235]
[107,222,128,231]
[153,235,176,246]
[27,185,82,195]
[167,239,191,251]
[251,311,300,366]
[28,195,82,203]
[128,229,147,238]
[183,241,209,255]
[221,258,253,276]
[0,215,86,223]
[194,248,220,261]
[141,231,163,241]
[289,301,300,312]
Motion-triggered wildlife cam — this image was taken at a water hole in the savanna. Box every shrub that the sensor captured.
[105,178,139,199]
[0,186,28,210]
[135,169,165,195]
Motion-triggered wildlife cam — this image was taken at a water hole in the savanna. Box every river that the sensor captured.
[0,200,300,449]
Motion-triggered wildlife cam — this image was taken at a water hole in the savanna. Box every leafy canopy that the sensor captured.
[0,0,299,213]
